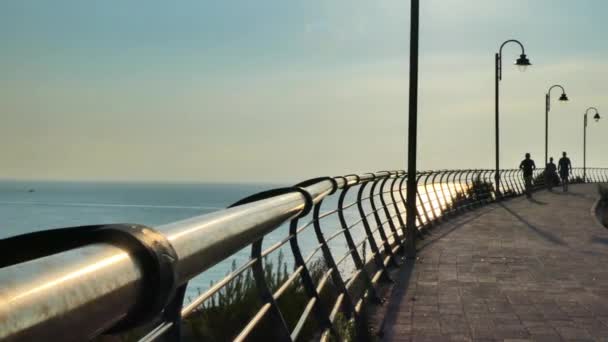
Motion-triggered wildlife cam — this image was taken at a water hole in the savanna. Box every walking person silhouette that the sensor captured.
[545,157,558,192]
[519,153,536,198]
[558,151,572,192]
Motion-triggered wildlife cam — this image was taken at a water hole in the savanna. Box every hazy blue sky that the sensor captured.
[1,1,606,182]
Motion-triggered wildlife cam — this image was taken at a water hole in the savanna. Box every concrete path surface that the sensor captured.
[379,183,608,341]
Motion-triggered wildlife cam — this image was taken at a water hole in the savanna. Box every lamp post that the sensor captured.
[405,0,419,258]
[495,40,531,196]
[584,107,601,182]
[545,85,569,166]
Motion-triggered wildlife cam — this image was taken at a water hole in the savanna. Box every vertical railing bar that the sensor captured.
[501,169,510,197]
[473,170,483,207]
[483,170,494,203]
[356,178,393,282]
[438,171,452,215]
[250,239,293,341]
[159,284,187,341]
[468,169,478,208]
[484,169,494,201]
[397,175,412,236]
[371,174,399,267]
[445,170,459,214]
[513,169,524,195]
[312,200,356,320]
[515,169,525,195]
[506,169,517,197]
[381,173,402,240]
[429,172,444,219]
[425,172,442,221]
[387,173,405,239]
[455,170,467,213]
[390,174,407,242]
[288,215,335,338]
[336,181,382,303]
[416,172,432,229]
[442,171,454,213]
[472,169,480,204]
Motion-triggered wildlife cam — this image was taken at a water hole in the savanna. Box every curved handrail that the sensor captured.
[1,167,606,342]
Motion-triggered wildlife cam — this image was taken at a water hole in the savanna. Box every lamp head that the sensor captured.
[515,53,531,72]
[558,93,569,102]
[594,113,601,122]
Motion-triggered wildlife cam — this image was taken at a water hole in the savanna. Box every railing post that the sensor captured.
[416,172,432,228]
[286,187,335,339]
[157,285,187,342]
[430,171,445,220]
[438,171,452,215]
[422,172,439,224]
[443,171,457,214]
[312,201,356,319]
[505,170,517,197]
[398,174,423,236]
[390,173,407,243]
[405,0,420,259]
[336,177,381,304]
[370,173,399,267]
[357,178,393,282]
[483,170,494,203]
[455,170,468,212]
[513,169,524,195]
[463,170,475,208]
[250,239,293,341]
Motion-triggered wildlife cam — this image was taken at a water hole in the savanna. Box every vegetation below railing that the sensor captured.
[179,250,374,341]
[186,252,333,341]
[446,180,495,213]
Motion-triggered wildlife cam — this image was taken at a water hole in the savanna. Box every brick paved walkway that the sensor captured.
[380,184,608,341]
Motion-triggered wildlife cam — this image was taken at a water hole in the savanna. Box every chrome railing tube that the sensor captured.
[0,244,142,342]
[163,192,306,284]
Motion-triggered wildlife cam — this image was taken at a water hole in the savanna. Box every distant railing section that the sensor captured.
[1,168,607,341]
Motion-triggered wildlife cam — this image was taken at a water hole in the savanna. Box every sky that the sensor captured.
[0,0,606,183]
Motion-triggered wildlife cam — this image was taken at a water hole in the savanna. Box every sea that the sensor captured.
[0,180,369,305]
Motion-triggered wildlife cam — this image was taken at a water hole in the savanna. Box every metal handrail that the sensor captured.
[1,167,606,341]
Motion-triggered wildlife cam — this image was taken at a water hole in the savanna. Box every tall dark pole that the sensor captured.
[495,53,500,196]
[545,93,549,166]
[583,107,600,182]
[584,113,587,182]
[545,85,568,166]
[405,0,419,259]
[494,39,530,197]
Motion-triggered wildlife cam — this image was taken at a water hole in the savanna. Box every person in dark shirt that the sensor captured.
[558,151,572,192]
[519,153,536,198]
[545,157,558,191]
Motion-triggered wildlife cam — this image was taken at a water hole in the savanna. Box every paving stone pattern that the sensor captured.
[381,184,608,341]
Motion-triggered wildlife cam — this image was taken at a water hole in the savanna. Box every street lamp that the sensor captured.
[545,85,569,166]
[405,0,420,258]
[495,39,531,196]
[584,107,600,182]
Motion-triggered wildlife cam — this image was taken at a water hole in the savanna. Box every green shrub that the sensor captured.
[185,251,339,341]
